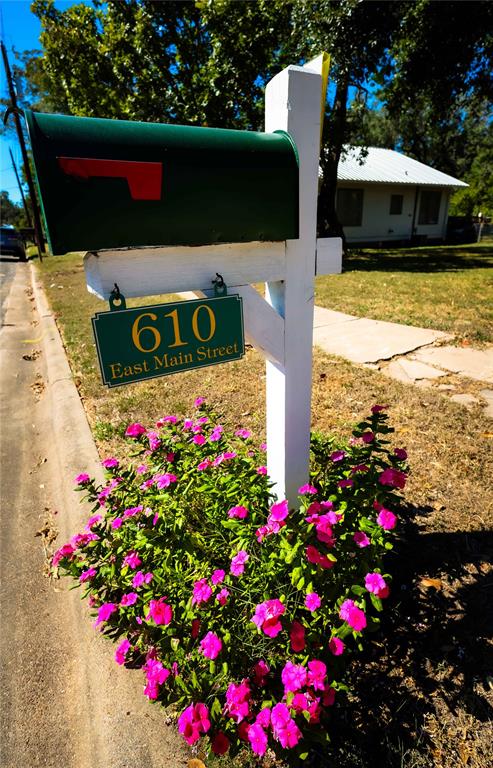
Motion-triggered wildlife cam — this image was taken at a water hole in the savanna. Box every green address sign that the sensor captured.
[92,295,245,388]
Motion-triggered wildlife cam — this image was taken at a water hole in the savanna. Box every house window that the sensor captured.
[337,188,364,227]
[390,194,403,215]
[418,190,441,225]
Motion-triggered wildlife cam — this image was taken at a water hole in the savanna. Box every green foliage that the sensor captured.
[54,401,408,762]
[0,190,30,228]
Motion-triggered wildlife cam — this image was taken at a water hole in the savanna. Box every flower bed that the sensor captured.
[53,400,407,763]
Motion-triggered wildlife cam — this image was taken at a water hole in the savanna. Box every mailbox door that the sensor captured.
[25,110,299,254]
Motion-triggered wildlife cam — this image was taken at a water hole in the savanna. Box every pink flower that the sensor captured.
[71,532,99,549]
[132,571,153,588]
[255,707,271,728]
[271,704,301,748]
[378,468,407,489]
[394,447,408,460]
[120,592,138,607]
[377,508,397,530]
[253,660,270,686]
[305,592,321,612]
[329,636,345,656]
[200,631,222,660]
[211,569,225,585]
[75,473,90,485]
[111,517,123,529]
[251,599,285,637]
[85,514,102,530]
[351,463,370,474]
[147,598,173,625]
[305,545,334,570]
[123,551,142,569]
[154,473,177,489]
[362,431,375,443]
[147,431,161,451]
[95,602,117,626]
[143,658,170,700]
[115,638,131,665]
[281,661,307,692]
[102,457,119,469]
[371,404,387,413]
[339,599,367,631]
[307,659,327,691]
[353,531,370,548]
[125,422,146,437]
[298,483,318,495]
[211,732,229,755]
[338,478,354,488]
[290,620,306,652]
[230,550,249,577]
[52,543,75,567]
[216,588,230,606]
[269,499,289,524]
[197,459,212,471]
[192,578,212,606]
[228,505,248,519]
[256,466,267,475]
[194,397,206,408]
[213,451,237,466]
[365,572,389,597]
[191,619,201,638]
[225,680,251,723]
[322,685,336,706]
[248,723,268,755]
[123,505,143,518]
[193,434,206,446]
[330,450,346,462]
[79,567,97,582]
[235,428,251,439]
[156,415,177,426]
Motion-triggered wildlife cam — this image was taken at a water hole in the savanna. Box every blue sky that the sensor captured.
[1,0,91,204]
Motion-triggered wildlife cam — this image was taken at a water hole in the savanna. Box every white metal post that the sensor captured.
[265,64,323,505]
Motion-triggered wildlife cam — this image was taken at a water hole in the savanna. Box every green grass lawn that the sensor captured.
[315,241,493,344]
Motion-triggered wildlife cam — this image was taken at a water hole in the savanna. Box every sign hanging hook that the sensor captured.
[212,272,227,297]
[109,282,127,311]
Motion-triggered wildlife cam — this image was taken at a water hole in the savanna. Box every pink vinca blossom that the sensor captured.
[211,732,230,755]
[307,660,327,691]
[200,631,222,660]
[123,551,142,569]
[147,598,173,625]
[230,550,249,577]
[120,592,138,607]
[235,428,251,439]
[394,447,408,460]
[329,636,345,656]
[125,422,146,437]
[115,638,131,665]
[290,620,306,652]
[281,661,307,692]
[85,514,102,530]
[211,569,225,585]
[354,531,370,547]
[52,543,75,567]
[361,431,375,443]
[305,545,334,570]
[95,602,117,626]
[330,450,346,462]
[248,723,268,756]
[225,680,251,723]
[154,473,177,489]
[228,505,249,519]
[253,659,270,687]
[75,473,90,485]
[79,567,97,582]
[216,588,230,606]
[377,507,397,530]
[365,572,389,598]
[271,703,302,748]
[102,457,119,469]
[378,467,407,489]
[256,465,267,475]
[143,658,170,700]
[305,592,321,612]
[132,570,153,588]
[192,578,212,606]
[123,505,143,518]
[251,599,285,637]
[339,599,367,631]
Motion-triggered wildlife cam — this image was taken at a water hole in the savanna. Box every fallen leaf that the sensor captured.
[481,432,493,438]
[419,577,443,591]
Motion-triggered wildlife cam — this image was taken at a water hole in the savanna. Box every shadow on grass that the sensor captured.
[344,245,493,274]
[322,508,493,767]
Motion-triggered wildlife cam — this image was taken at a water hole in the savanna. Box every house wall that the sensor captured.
[337,183,449,244]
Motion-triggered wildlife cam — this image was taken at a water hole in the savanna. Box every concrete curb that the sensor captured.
[30,262,104,502]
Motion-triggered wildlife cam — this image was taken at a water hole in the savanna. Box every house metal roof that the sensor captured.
[337,146,468,188]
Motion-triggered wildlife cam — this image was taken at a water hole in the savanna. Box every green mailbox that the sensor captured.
[24,110,299,254]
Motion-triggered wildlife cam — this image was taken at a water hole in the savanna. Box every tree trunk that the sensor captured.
[317,75,349,250]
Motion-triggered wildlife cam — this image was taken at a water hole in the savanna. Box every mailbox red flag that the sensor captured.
[57,157,162,201]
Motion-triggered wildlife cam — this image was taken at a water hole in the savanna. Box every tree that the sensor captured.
[0,191,30,228]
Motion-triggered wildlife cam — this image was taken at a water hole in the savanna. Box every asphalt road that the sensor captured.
[0,262,188,768]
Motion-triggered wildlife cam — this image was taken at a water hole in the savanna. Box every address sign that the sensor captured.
[92,295,244,388]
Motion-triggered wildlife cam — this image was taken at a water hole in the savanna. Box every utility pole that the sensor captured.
[1,40,45,260]
[9,147,33,228]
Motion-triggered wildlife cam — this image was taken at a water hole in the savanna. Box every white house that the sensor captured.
[336,147,468,245]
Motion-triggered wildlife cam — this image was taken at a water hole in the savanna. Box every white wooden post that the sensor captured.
[265,64,323,505]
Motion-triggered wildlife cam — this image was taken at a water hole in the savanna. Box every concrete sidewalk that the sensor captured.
[313,306,493,417]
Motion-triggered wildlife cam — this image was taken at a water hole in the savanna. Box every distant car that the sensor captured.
[0,226,27,260]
